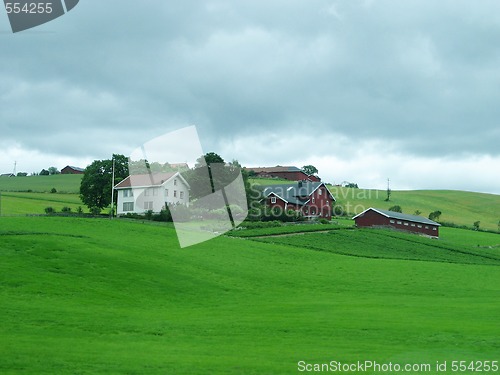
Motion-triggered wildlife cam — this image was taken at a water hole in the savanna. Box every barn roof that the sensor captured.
[64,165,85,172]
[353,207,441,226]
[260,181,335,206]
[114,172,180,189]
[246,166,302,173]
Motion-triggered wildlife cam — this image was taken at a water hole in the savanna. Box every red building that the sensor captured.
[260,181,335,219]
[61,165,85,174]
[246,166,320,182]
[353,208,440,237]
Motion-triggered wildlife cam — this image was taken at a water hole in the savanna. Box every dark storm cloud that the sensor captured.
[1,0,500,161]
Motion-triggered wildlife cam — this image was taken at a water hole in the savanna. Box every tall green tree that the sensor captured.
[302,165,318,176]
[80,154,129,211]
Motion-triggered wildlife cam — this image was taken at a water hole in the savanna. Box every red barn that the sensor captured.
[260,181,335,219]
[246,166,320,182]
[353,208,440,237]
[61,166,85,174]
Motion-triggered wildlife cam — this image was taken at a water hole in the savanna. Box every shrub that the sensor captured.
[50,187,57,194]
[90,207,101,215]
[473,221,480,231]
[61,206,72,213]
[76,206,83,214]
[44,207,55,214]
[152,209,172,222]
[144,210,154,220]
[388,205,402,213]
[319,218,330,224]
[429,210,442,221]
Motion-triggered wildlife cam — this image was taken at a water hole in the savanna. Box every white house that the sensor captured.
[114,172,190,215]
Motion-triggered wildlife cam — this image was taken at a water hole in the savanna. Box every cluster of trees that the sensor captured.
[79,154,129,213]
[38,167,60,176]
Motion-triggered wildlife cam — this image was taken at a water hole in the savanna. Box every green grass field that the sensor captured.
[1,216,499,374]
[0,192,84,215]
[0,174,82,193]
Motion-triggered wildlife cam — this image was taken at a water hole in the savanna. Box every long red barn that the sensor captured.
[353,207,440,237]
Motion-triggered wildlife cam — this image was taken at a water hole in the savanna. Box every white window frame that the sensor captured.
[123,202,134,212]
[271,196,277,204]
[144,201,153,210]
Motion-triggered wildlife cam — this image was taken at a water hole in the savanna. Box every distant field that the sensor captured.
[0,192,84,215]
[0,174,82,193]
[0,216,499,374]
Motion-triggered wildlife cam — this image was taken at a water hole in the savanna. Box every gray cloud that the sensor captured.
[1,0,500,191]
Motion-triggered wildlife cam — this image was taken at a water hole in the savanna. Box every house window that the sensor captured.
[271,197,276,204]
[174,190,177,197]
[389,220,395,224]
[144,188,150,196]
[417,225,422,228]
[123,189,133,198]
[425,226,429,229]
[144,201,153,210]
[174,179,177,186]
[123,202,134,212]
[165,189,168,197]
[397,221,402,224]
[319,189,323,195]
[152,188,158,196]
[404,222,409,226]
[180,191,184,199]
[312,197,315,203]
[411,223,416,227]
[433,227,437,231]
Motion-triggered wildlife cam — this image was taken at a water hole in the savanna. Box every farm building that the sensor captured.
[0,173,15,177]
[114,172,190,216]
[353,208,440,237]
[245,166,320,182]
[260,181,335,220]
[61,165,85,174]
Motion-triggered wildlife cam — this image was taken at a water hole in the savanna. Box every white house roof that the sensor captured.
[352,207,441,226]
[114,172,189,189]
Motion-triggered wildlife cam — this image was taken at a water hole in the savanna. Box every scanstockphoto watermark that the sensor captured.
[298,360,431,373]
[297,359,499,373]
[247,184,378,218]
[121,126,249,248]
[3,0,79,33]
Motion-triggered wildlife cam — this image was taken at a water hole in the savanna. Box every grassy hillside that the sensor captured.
[0,192,84,215]
[329,187,500,231]
[0,174,82,193]
[1,216,499,374]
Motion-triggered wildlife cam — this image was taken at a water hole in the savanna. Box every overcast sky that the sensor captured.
[1,0,500,194]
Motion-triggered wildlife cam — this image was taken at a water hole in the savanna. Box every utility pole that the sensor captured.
[385,178,391,202]
[110,158,115,219]
[13,161,17,176]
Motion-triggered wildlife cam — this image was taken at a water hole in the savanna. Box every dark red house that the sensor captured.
[353,208,440,237]
[246,166,320,182]
[61,165,85,174]
[260,181,335,219]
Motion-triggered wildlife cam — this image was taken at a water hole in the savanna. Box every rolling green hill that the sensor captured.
[0,216,499,374]
[0,174,82,193]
